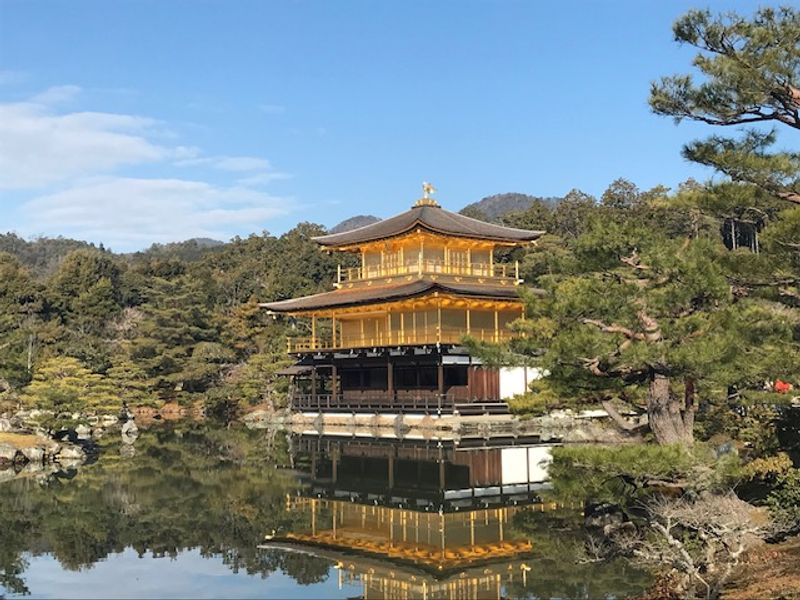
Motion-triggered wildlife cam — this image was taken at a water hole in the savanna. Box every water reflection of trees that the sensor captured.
[506,508,649,600]
[0,424,330,595]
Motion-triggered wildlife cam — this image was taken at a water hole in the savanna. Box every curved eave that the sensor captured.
[313,205,544,249]
[260,280,525,315]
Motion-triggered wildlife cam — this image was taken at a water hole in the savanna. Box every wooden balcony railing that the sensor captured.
[290,392,510,414]
[337,260,519,284]
[287,326,514,353]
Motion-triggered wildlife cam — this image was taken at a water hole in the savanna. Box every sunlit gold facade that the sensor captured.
[262,188,543,414]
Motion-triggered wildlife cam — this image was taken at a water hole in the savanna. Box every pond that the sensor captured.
[0,423,650,599]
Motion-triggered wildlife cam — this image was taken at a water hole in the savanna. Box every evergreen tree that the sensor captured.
[507,186,800,445]
[0,253,43,388]
[650,7,800,204]
[21,356,120,415]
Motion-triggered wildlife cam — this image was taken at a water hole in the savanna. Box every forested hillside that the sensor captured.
[460,192,560,222]
[2,176,797,429]
[0,223,353,418]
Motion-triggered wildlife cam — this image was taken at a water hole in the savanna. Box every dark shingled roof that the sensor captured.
[260,280,521,314]
[313,204,544,247]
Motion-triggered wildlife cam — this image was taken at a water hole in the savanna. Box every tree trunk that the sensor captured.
[647,370,694,445]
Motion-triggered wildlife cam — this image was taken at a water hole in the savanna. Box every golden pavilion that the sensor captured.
[262,184,544,415]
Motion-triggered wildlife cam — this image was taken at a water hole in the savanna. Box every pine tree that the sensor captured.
[650,7,800,204]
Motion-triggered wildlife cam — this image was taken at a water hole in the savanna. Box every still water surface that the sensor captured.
[0,423,649,599]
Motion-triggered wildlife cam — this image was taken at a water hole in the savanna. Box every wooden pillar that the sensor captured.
[332,314,337,348]
[388,454,395,489]
[438,445,446,490]
[387,359,394,400]
[437,300,442,343]
[493,310,499,343]
[332,447,339,483]
[466,308,471,335]
[311,367,318,408]
[469,511,475,546]
[390,507,395,546]
[525,447,531,493]
[498,508,504,541]
[332,364,338,404]
[311,316,317,349]
[440,513,446,558]
[311,498,317,535]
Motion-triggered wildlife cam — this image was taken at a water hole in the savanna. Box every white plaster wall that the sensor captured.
[499,366,543,399]
[500,446,554,484]
[527,445,554,482]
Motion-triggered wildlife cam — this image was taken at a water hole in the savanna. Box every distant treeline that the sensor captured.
[0,178,798,433]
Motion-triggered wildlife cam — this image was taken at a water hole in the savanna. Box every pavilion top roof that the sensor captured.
[313,186,544,248]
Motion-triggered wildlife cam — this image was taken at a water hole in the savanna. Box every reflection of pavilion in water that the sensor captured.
[293,434,554,509]
[262,435,562,599]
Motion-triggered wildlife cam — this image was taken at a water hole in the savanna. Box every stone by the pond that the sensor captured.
[121,420,139,444]
[75,424,91,439]
[0,417,12,432]
[243,410,272,429]
[57,445,85,461]
[0,442,17,463]
[40,437,61,455]
[20,446,45,464]
[100,415,119,427]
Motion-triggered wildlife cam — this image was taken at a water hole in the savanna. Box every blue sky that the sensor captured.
[0,0,761,251]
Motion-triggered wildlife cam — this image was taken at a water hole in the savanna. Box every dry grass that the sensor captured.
[723,535,800,600]
[0,432,45,449]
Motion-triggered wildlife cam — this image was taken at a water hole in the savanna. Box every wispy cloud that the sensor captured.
[0,103,176,189]
[174,155,291,186]
[2,85,295,249]
[30,84,81,105]
[22,177,291,251]
[176,155,272,172]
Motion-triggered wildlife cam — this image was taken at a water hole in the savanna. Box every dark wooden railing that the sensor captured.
[290,392,509,415]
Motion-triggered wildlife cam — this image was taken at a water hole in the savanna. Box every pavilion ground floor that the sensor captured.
[283,345,538,415]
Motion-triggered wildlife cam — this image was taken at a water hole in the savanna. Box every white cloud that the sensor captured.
[2,86,294,249]
[236,171,292,186]
[22,177,291,251]
[31,84,82,105]
[0,101,172,189]
[176,155,272,172]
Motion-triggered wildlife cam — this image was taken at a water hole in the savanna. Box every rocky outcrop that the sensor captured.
[0,430,88,481]
[243,408,291,430]
[121,420,139,444]
[0,443,17,464]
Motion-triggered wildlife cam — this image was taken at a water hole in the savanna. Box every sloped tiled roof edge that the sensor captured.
[260,280,524,313]
[314,205,544,247]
